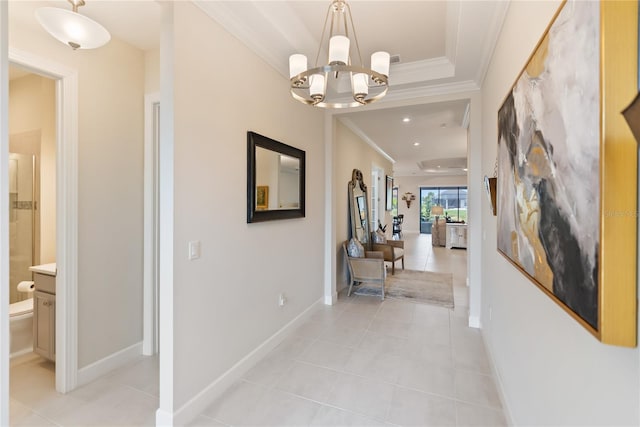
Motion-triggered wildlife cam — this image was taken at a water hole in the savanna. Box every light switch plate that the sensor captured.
[188,241,201,260]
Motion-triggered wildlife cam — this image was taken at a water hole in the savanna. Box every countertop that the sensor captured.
[29,263,57,276]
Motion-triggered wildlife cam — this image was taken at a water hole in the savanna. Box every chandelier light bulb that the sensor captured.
[329,35,350,65]
[289,54,308,81]
[352,73,369,103]
[371,51,390,82]
[309,74,326,104]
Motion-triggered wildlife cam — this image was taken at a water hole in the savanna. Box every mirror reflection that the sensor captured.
[255,147,300,210]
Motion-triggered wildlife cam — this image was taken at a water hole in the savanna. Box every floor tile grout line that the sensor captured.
[243,352,503,413]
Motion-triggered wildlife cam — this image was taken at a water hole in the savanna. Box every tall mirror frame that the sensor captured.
[348,169,372,249]
[247,131,306,223]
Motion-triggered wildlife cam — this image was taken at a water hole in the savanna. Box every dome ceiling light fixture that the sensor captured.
[35,0,111,50]
[289,0,390,109]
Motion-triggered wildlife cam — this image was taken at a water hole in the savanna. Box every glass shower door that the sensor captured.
[9,153,36,304]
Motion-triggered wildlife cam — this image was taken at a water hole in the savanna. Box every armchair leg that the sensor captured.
[391,262,395,275]
[401,258,405,270]
[347,279,354,297]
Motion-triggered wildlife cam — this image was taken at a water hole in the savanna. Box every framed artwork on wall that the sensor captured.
[497,0,637,347]
[256,186,269,210]
[385,175,393,211]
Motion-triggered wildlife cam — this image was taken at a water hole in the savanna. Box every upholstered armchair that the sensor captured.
[343,241,386,300]
[371,238,405,274]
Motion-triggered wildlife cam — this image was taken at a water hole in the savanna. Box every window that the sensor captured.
[419,186,468,233]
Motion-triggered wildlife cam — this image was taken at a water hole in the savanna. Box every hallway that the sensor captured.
[10,232,505,426]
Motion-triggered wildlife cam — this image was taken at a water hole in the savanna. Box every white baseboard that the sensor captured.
[480,330,514,426]
[324,292,338,305]
[155,408,173,426]
[172,298,324,426]
[468,315,481,329]
[77,341,142,387]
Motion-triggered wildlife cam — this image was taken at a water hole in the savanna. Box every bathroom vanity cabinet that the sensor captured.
[30,263,56,362]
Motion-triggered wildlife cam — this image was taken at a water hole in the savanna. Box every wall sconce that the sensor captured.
[401,192,416,208]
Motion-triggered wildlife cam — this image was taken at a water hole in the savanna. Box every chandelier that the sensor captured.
[289,0,390,108]
[35,0,110,50]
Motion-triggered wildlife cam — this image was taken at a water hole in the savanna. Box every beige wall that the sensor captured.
[334,119,393,290]
[393,175,467,233]
[9,3,146,369]
[171,2,325,408]
[480,1,639,424]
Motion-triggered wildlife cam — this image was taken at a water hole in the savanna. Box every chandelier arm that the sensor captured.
[345,2,364,67]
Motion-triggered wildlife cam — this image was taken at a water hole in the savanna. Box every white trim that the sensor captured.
[157,2,175,422]
[323,112,336,306]
[0,3,9,423]
[143,92,160,356]
[480,329,515,426]
[8,48,78,394]
[77,342,143,387]
[385,80,480,103]
[468,315,481,329]
[338,117,395,164]
[170,298,324,426]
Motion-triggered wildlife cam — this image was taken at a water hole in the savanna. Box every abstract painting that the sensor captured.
[498,1,600,332]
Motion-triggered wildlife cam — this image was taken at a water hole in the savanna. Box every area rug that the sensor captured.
[353,269,454,309]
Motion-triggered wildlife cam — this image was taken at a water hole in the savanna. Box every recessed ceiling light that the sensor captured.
[463,168,468,171]
[403,117,411,123]
[413,142,420,146]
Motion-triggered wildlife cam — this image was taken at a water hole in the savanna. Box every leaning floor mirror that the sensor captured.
[348,169,372,249]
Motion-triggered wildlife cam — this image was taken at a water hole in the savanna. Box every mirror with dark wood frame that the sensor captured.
[247,131,306,223]
[348,169,371,249]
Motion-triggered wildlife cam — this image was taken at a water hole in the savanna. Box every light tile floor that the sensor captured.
[10,232,506,426]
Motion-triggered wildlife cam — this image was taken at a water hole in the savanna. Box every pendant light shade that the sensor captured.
[35,1,110,50]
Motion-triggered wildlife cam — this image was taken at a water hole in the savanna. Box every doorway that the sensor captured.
[5,48,79,396]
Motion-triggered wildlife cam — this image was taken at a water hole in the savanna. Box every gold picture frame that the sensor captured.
[256,185,269,210]
[497,0,637,347]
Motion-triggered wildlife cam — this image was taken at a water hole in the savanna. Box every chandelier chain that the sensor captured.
[344,2,363,67]
[314,3,333,67]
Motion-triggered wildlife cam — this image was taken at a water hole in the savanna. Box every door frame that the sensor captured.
[143,92,160,355]
[5,48,79,395]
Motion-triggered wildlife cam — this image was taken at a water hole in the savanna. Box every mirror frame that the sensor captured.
[247,131,306,223]
[348,168,372,249]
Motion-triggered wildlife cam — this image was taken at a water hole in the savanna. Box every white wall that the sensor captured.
[393,174,467,233]
[480,1,640,424]
[170,1,324,409]
[9,2,146,369]
[334,119,393,290]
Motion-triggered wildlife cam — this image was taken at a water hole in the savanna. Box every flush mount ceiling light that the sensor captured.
[289,0,390,108]
[35,0,110,50]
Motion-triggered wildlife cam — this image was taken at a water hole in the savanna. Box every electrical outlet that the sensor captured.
[278,293,286,307]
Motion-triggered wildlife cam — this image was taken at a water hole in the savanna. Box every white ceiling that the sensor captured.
[8,0,508,177]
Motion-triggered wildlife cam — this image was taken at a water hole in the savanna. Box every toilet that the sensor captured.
[9,281,35,358]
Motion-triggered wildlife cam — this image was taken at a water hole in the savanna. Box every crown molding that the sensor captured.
[338,117,395,164]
